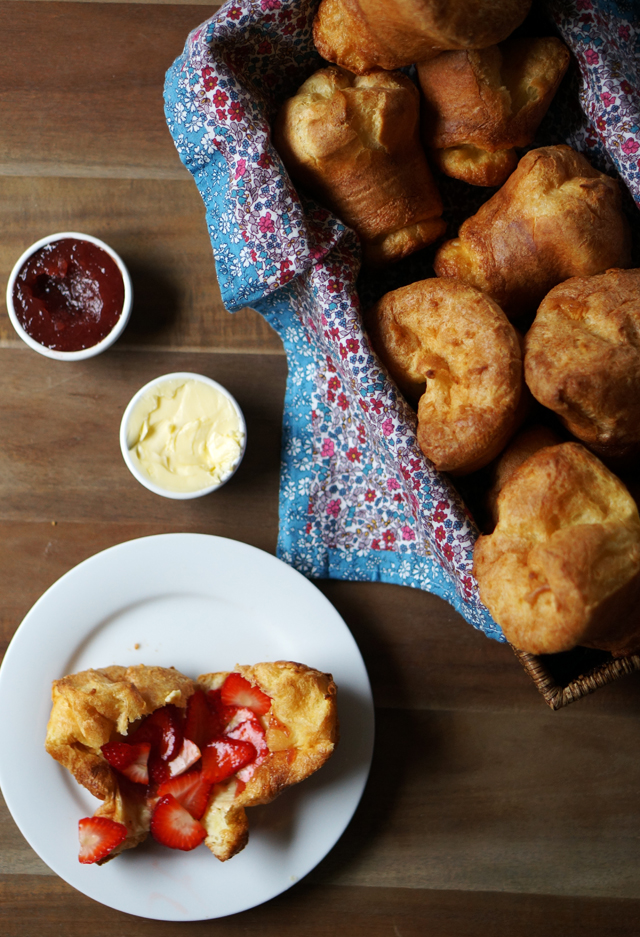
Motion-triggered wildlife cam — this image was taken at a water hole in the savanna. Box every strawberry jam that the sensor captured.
[12,238,125,352]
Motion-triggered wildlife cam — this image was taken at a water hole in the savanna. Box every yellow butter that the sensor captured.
[126,378,244,493]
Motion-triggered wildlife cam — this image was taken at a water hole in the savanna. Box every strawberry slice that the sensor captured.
[227,715,268,755]
[168,738,201,778]
[206,688,243,730]
[78,816,127,864]
[157,769,212,820]
[220,672,272,716]
[148,751,170,786]
[225,706,259,732]
[226,716,269,782]
[201,736,256,784]
[151,794,206,851]
[183,690,222,748]
[101,741,151,785]
[138,704,184,761]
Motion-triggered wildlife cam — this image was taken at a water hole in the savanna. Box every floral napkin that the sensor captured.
[164,0,639,644]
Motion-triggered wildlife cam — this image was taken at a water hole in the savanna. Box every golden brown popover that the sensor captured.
[473,443,640,656]
[313,0,531,75]
[483,423,563,531]
[419,37,570,186]
[524,268,640,463]
[273,66,445,264]
[433,146,632,319]
[366,277,525,475]
[46,662,338,864]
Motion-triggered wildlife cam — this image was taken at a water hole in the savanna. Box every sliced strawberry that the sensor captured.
[127,718,162,753]
[226,716,269,782]
[151,794,206,851]
[206,688,222,711]
[183,690,221,748]
[129,704,183,762]
[101,741,151,785]
[148,704,184,761]
[206,688,242,730]
[168,738,201,778]
[157,769,212,820]
[225,705,258,732]
[148,751,171,786]
[201,736,257,784]
[220,672,272,716]
[226,715,268,755]
[78,816,127,864]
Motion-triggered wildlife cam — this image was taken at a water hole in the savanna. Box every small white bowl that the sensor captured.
[6,231,133,361]
[120,372,247,500]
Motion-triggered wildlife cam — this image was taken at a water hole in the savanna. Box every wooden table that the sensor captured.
[2,2,640,934]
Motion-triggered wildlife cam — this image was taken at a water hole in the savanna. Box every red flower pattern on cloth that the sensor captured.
[164,0,639,643]
[548,0,640,206]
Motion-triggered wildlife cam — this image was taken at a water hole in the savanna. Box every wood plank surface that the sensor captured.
[3,0,640,933]
[0,176,283,352]
[0,347,285,521]
[0,2,210,178]
[6,705,640,898]
[4,876,639,937]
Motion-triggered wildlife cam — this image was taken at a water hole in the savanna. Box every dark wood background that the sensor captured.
[2,2,640,934]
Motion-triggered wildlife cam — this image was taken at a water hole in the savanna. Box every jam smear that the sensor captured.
[12,238,125,352]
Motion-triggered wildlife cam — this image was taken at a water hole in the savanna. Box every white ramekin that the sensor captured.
[120,372,247,500]
[6,231,133,361]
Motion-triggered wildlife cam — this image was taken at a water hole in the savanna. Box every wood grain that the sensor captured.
[0,2,211,178]
[0,346,285,521]
[4,876,639,937]
[6,707,640,898]
[0,177,283,352]
[318,579,640,714]
[309,708,640,897]
[19,0,218,4]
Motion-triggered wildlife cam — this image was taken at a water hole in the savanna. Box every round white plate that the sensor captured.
[0,534,374,921]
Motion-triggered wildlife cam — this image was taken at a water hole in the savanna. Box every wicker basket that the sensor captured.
[165,0,640,710]
[513,646,640,709]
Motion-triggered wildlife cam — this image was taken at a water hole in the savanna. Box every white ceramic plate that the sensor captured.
[0,534,374,921]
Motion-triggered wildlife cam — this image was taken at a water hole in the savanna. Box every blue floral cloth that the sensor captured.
[164,0,639,643]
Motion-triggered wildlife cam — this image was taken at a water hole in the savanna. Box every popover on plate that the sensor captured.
[46,662,338,864]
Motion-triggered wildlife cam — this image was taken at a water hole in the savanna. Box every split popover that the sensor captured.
[473,442,640,656]
[524,268,640,463]
[366,278,525,475]
[418,36,570,186]
[46,662,338,864]
[273,67,445,264]
[313,0,531,75]
[433,145,632,319]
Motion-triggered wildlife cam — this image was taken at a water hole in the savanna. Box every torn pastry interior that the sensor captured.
[45,662,338,865]
[418,37,570,186]
[273,66,445,265]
